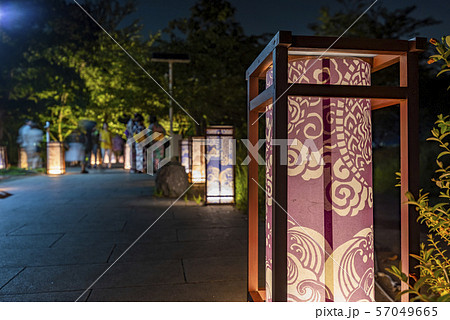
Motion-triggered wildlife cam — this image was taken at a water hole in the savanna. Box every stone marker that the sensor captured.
[156,161,190,197]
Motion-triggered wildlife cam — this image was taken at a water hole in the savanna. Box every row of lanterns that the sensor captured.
[1,125,236,205]
[180,126,235,205]
[0,142,66,175]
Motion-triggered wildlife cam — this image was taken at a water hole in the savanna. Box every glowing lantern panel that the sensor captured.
[180,139,191,175]
[206,126,235,204]
[19,147,28,170]
[47,142,65,175]
[124,143,131,170]
[191,137,205,183]
[265,57,373,302]
[0,146,7,170]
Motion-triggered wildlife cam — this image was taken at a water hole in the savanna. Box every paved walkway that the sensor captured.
[0,169,252,301]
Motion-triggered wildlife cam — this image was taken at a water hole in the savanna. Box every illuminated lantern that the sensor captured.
[124,143,131,170]
[190,137,206,183]
[246,32,425,302]
[0,146,7,170]
[90,149,101,166]
[47,142,65,175]
[205,126,235,204]
[18,147,28,169]
[180,139,191,176]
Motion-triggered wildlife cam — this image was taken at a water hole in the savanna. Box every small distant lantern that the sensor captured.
[0,146,7,170]
[205,126,235,204]
[180,139,191,176]
[18,147,28,169]
[191,137,206,183]
[47,142,65,175]
[90,149,101,166]
[124,143,131,170]
[246,32,425,302]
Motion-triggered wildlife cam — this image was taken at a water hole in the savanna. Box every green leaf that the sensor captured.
[444,50,450,60]
[437,151,450,159]
[438,294,450,302]
[437,69,450,77]
[446,36,450,47]
[405,191,416,201]
[399,289,415,296]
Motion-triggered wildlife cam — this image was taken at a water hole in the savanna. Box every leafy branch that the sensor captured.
[388,115,450,301]
[428,36,450,90]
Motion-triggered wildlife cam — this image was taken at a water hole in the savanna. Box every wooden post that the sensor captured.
[248,77,259,297]
[272,45,289,302]
[399,49,420,302]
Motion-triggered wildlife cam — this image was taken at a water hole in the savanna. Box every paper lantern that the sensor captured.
[47,142,65,175]
[90,149,101,166]
[179,137,205,183]
[0,146,7,170]
[18,147,27,170]
[124,143,131,170]
[180,139,191,175]
[205,126,235,204]
[246,32,425,302]
[191,137,206,183]
[92,151,121,166]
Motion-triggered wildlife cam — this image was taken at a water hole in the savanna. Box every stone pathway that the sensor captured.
[0,168,250,301]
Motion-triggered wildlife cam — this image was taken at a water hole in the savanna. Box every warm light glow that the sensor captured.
[180,139,190,175]
[0,146,7,170]
[206,126,235,204]
[191,137,206,183]
[124,143,131,170]
[90,151,123,166]
[19,147,27,169]
[47,142,65,175]
[48,169,64,175]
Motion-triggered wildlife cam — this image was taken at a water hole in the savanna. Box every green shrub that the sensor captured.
[388,36,450,302]
[388,115,450,301]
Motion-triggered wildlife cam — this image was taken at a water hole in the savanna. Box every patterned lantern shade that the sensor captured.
[47,142,65,175]
[246,32,424,303]
[0,146,7,170]
[265,57,373,302]
[18,147,28,170]
[205,126,235,204]
[180,139,191,176]
[191,137,206,183]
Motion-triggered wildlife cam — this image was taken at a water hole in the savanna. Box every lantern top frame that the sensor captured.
[246,31,426,113]
[246,31,426,79]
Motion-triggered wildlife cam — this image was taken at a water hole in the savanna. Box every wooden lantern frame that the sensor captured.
[246,31,426,302]
[205,125,236,204]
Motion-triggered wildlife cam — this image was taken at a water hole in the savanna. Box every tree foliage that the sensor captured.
[309,0,440,39]
[388,39,450,302]
[428,36,450,90]
[158,0,269,136]
[1,0,167,146]
[309,0,444,148]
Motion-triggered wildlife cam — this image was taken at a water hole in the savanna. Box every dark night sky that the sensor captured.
[120,0,450,40]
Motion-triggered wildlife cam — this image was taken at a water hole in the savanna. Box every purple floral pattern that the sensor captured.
[265,57,374,302]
